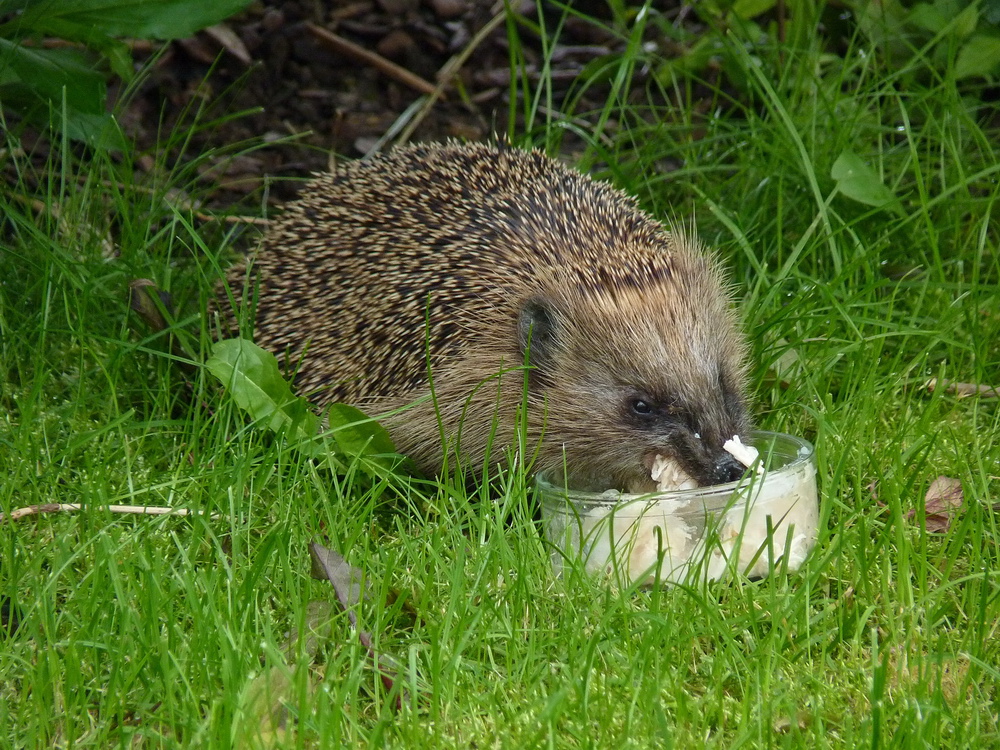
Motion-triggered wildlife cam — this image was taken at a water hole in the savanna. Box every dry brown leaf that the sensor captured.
[129,279,171,332]
[203,23,252,65]
[910,476,964,533]
[874,476,965,533]
[773,712,811,733]
[309,543,370,610]
[309,543,408,708]
[283,600,337,662]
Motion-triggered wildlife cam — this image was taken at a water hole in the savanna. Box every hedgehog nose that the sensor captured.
[711,452,746,485]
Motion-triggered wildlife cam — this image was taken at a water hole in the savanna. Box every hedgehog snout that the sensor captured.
[648,418,750,488]
[711,451,747,484]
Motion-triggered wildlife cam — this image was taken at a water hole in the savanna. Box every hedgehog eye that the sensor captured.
[631,399,655,416]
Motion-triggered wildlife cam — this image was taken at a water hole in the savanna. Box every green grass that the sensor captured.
[3,5,1000,748]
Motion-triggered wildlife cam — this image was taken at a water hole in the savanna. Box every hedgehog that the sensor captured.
[218,141,752,491]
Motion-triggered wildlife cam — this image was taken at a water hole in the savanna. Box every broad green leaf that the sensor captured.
[0,81,126,149]
[656,36,720,80]
[855,0,908,49]
[207,338,402,476]
[907,3,949,34]
[952,1,981,39]
[18,0,254,41]
[732,0,776,20]
[60,110,128,150]
[26,17,135,81]
[913,1,980,39]
[325,403,399,471]
[0,39,124,148]
[0,39,104,114]
[831,151,901,212]
[206,338,320,452]
[955,34,1000,79]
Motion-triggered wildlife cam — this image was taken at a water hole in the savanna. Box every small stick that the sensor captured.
[305,23,437,96]
[2,503,223,523]
[926,378,1000,399]
[395,6,507,146]
[194,212,268,226]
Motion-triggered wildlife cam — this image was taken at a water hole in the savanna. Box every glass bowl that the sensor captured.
[537,431,818,586]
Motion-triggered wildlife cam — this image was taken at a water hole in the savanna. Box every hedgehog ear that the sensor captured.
[518,298,559,371]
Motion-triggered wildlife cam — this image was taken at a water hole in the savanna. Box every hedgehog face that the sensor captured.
[614,378,751,488]
[518,277,751,492]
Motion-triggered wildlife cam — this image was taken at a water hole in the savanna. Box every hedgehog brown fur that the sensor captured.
[219,141,752,490]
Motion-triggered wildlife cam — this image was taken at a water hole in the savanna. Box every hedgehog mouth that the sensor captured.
[640,448,686,477]
[640,450,660,475]
[623,449,692,494]
[641,444,739,490]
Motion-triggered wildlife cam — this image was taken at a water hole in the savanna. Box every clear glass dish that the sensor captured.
[537,431,818,586]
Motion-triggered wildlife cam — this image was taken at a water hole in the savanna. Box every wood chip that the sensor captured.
[203,23,252,65]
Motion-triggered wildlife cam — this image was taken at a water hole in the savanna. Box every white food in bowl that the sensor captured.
[580,497,698,582]
[539,432,818,586]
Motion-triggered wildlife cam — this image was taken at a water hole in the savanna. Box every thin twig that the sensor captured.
[305,23,437,96]
[926,378,1000,399]
[195,212,268,226]
[395,6,508,146]
[2,503,223,523]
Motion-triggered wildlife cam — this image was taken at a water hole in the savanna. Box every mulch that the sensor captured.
[118,0,645,209]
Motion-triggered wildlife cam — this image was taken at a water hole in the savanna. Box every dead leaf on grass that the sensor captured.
[763,337,804,390]
[176,24,252,66]
[309,543,370,610]
[129,279,172,333]
[309,542,409,708]
[235,546,414,747]
[910,476,964,533]
[773,711,811,733]
[872,475,965,533]
[283,600,337,662]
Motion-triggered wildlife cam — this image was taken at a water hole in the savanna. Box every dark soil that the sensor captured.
[119,0,642,210]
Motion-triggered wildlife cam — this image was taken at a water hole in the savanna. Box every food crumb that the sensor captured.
[650,455,699,492]
[723,435,764,474]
